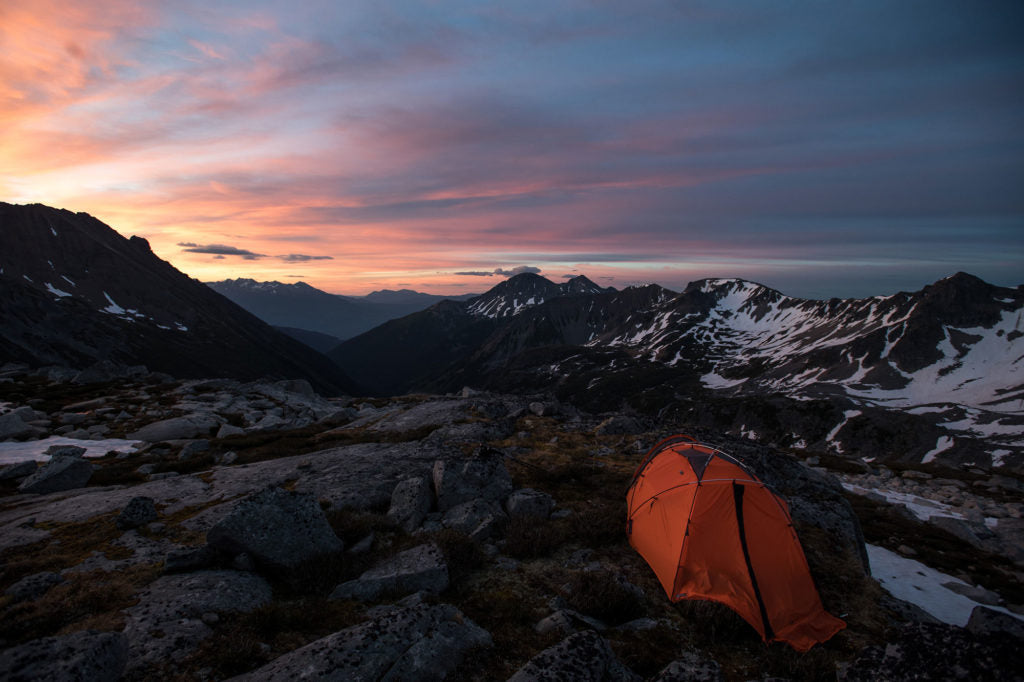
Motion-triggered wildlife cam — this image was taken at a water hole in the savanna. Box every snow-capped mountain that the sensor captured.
[587,275,1023,461]
[0,203,358,394]
[466,274,612,318]
[605,274,1023,411]
[332,271,1023,470]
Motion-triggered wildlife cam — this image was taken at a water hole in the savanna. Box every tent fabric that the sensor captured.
[626,435,845,652]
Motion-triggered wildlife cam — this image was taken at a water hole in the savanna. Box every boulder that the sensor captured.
[17,455,93,494]
[652,652,722,682]
[44,444,86,457]
[387,475,434,532]
[965,606,1024,641]
[839,622,1016,681]
[0,459,37,481]
[0,630,127,681]
[330,543,449,601]
[442,498,506,541]
[206,487,343,572]
[178,439,210,461]
[4,571,64,603]
[507,630,639,682]
[128,413,221,442]
[216,423,245,439]
[0,412,34,440]
[117,496,158,530]
[433,446,513,512]
[928,516,994,550]
[123,570,272,673]
[504,488,555,519]
[232,600,491,681]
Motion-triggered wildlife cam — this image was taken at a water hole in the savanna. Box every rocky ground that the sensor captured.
[0,363,1022,681]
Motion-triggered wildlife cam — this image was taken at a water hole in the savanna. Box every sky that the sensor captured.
[2,1,1022,298]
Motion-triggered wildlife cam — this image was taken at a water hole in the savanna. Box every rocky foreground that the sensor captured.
[0,364,1022,680]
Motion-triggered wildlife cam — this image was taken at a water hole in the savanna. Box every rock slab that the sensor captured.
[330,543,449,602]
[0,630,127,681]
[507,630,639,682]
[233,601,491,681]
[123,570,272,673]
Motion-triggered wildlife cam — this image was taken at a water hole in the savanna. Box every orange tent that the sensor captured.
[626,435,845,652]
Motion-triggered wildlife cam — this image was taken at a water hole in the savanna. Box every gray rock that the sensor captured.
[433,446,513,512]
[117,496,158,530]
[942,581,1003,606]
[216,423,245,439]
[594,415,644,435]
[0,460,38,481]
[534,609,607,636]
[232,601,491,681]
[17,455,93,494]
[0,630,127,681]
[652,652,722,681]
[4,571,64,603]
[0,412,34,440]
[44,444,87,457]
[929,516,993,550]
[507,630,639,682]
[206,487,343,572]
[129,413,221,442]
[387,475,434,532]
[123,570,272,673]
[965,606,1024,640]
[178,439,211,461]
[330,543,448,602]
[504,488,555,519]
[839,622,1016,681]
[529,401,559,417]
[443,498,507,541]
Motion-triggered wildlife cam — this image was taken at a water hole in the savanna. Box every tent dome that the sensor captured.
[626,435,845,652]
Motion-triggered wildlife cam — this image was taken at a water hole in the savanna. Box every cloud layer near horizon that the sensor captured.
[2,1,1022,297]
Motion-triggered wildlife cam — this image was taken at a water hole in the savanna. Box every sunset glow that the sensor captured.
[3,1,1022,297]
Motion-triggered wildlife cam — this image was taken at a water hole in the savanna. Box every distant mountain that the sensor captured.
[207,279,477,341]
[330,271,1024,470]
[0,203,358,395]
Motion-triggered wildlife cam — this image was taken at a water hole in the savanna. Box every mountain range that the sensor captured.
[329,271,1024,471]
[2,203,1021,472]
[206,278,476,347]
[0,203,357,395]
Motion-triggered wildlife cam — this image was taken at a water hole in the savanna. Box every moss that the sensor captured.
[0,564,160,645]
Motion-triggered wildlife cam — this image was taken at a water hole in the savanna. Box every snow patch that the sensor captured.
[922,436,955,464]
[61,275,76,287]
[867,544,1023,626]
[44,282,72,298]
[0,436,143,464]
[992,449,1012,467]
[102,291,126,315]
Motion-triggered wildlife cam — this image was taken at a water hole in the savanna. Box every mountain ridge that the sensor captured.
[0,203,358,395]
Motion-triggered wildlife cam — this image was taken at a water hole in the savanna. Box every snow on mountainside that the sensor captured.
[593,274,1024,455]
[466,274,612,318]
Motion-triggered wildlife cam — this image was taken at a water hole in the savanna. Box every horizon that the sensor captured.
[3,2,1022,298]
